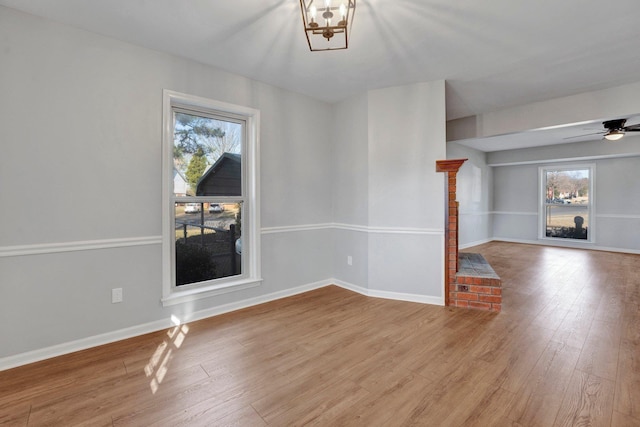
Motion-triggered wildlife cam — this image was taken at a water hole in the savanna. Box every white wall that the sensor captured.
[331,83,447,302]
[332,94,369,288]
[0,6,334,363]
[332,94,370,227]
[446,142,493,248]
[595,156,640,250]
[492,164,540,242]
[366,83,445,298]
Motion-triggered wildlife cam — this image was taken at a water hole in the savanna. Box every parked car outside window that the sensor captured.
[209,203,224,213]
[184,203,201,213]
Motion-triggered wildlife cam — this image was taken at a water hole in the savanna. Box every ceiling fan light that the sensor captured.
[604,130,625,141]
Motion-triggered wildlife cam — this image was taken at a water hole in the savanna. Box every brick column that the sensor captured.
[436,159,467,306]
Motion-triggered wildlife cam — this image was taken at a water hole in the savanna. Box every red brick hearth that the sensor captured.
[435,159,502,312]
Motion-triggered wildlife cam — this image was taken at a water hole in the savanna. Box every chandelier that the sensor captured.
[299,0,356,51]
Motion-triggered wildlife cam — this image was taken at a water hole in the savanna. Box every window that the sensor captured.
[539,165,594,242]
[162,91,260,305]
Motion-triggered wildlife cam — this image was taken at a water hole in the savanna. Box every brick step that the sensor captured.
[451,252,502,312]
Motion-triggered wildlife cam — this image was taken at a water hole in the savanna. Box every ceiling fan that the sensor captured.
[567,118,640,141]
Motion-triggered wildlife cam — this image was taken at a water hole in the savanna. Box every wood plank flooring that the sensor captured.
[1,242,639,426]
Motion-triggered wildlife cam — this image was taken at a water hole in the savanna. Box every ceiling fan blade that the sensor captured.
[623,124,640,131]
[563,131,604,140]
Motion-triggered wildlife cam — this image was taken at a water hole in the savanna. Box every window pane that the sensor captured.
[545,205,589,239]
[172,108,244,287]
[173,111,242,197]
[163,91,259,304]
[543,168,590,241]
[174,202,242,286]
[545,169,589,205]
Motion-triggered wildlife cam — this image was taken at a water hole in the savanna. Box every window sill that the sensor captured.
[539,237,594,246]
[161,277,262,307]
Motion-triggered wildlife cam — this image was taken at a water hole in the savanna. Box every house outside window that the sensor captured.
[539,164,594,242]
[162,90,261,306]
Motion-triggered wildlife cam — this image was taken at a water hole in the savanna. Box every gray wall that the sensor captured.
[491,164,540,242]
[448,84,640,254]
[366,83,446,297]
[446,142,494,248]
[0,6,334,361]
[331,83,447,301]
[454,151,640,251]
[594,155,640,250]
[0,6,449,365]
[488,138,640,252]
[332,93,370,288]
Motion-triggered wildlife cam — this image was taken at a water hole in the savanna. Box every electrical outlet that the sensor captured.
[111,288,123,304]
[347,255,353,266]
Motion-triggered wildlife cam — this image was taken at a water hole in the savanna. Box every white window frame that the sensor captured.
[538,163,595,244]
[161,90,261,306]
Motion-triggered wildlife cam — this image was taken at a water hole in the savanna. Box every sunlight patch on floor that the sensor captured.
[145,315,190,394]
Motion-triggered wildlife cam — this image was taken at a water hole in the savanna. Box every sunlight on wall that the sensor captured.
[145,315,190,394]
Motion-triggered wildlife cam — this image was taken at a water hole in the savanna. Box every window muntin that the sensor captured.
[540,166,593,242]
[162,90,260,305]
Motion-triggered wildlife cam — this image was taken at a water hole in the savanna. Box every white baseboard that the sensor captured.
[178,279,332,325]
[491,237,640,255]
[459,238,493,250]
[0,317,176,372]
[0,278,446,371]
[0,279,331,372]
[587,245,640,255]
[332,279,444,306]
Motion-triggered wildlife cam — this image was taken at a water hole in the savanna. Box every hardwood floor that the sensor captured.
[1,242,639,426]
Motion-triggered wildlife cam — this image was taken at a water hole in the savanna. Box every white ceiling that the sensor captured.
[3,0,640,150]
